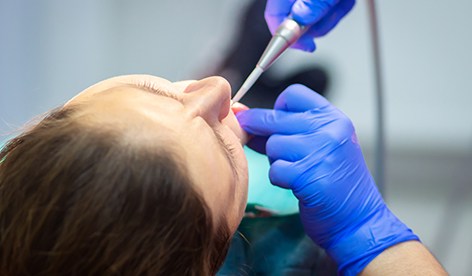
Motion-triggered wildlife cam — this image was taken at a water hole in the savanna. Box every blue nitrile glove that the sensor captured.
[265,0,356,52]
[236,85,419,276]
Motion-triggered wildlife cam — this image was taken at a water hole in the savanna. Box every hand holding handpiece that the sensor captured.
[265,0,356,52]
[232,0,356,104]
[237,85,419,275]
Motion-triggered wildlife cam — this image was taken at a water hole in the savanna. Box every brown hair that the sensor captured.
[0,106,231,275]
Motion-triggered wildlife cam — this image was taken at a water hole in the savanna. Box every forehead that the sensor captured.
[68,87,182,153]
[69,84,236,214]
[66,74,180,105]
[72,86,183,126]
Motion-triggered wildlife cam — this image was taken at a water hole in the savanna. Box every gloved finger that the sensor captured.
[245,136,269,154]
[265,0,297,34]
[266,132,327,162]
[304,0,355,37]
[265,0,297,18]
[274,84,331,112]
[237,109,311,136]
[265,15,284,35]
[268,159,301,189]
[291,0,340,26]
[269,155,330,191]
[291,35,316,52]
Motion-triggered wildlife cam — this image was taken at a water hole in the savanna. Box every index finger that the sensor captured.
[265,0,297,34]
[291,0,340,26]
[236,108,311,136]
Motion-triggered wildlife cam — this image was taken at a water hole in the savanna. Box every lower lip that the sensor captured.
[231,102,249,115]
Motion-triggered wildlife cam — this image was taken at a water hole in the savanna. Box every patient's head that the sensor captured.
[0,75,249,275]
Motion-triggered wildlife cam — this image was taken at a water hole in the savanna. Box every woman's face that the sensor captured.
[66,75,249,232]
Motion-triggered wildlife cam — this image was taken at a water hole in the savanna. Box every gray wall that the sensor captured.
[1,0,471,274]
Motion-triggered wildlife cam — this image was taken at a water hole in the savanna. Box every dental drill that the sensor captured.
[231,18,307,103]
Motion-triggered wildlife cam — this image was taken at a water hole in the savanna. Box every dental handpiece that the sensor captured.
[231,18,307,103]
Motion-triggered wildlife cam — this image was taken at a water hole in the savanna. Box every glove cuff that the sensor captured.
[327,207,420,276]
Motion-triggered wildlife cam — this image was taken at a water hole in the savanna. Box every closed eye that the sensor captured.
[214,129,239,180]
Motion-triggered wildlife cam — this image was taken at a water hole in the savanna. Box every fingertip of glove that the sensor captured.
[292,37,316,52]
[235,109,248,123]
[235,109,260,128]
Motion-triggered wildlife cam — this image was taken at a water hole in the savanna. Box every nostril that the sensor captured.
[183,81,205,93]
[173,80,196,93]
[181,76,233,123]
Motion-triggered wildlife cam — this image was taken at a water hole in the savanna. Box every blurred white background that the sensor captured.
[1,0,471,274]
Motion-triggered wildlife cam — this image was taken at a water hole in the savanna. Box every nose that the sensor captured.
[182,76,232,125]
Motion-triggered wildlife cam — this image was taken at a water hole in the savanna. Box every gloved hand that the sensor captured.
[265,0,356,52]
[236,85,419,276]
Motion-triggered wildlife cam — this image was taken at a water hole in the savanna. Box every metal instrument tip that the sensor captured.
[231,66,264,104]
